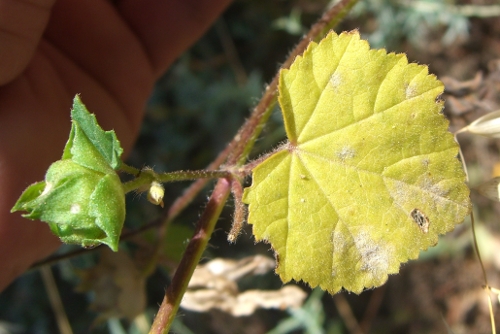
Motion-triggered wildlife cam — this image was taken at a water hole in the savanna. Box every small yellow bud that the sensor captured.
[147,181,164,208]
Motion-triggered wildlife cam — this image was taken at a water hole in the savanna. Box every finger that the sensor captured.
[0,0,56,85]
[43,0,155,131]
[118,0,234,78]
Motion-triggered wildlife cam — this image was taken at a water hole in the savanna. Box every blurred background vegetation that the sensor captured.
[2,0,500,333]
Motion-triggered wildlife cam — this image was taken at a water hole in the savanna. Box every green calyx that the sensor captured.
[11,96,126,251]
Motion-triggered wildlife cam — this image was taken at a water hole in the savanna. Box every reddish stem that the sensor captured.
[149,178,231,334]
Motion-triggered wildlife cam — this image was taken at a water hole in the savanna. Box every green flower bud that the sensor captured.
[12,159,125,251]
[11,96,126,251]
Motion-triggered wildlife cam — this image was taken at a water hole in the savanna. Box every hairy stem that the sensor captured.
[156,169,232,183]
[118,162,141,175]
[148,178,231,334]
[227,178,246,243]
[121,169,231,194]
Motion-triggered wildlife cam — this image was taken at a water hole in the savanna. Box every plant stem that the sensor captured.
[121,169,232,194]
[156,170,231,183]
[122,173,155,194]
[470,211,496,334]
[119,162,141,175]
[148,178,231,334]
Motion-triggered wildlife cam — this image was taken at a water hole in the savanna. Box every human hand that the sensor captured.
[0,0,232,291]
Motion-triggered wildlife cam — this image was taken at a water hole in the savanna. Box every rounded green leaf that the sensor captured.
[243,31,471,293]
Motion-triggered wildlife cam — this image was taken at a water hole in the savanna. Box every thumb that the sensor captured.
[0,0,56,85]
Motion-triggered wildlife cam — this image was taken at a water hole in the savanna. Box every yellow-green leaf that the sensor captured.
[242,31,471,294]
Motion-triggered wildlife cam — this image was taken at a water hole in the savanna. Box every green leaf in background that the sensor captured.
[12,96,125,251]
[243,31,471,293]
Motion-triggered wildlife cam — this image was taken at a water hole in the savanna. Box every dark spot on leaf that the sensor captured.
[410,208,430,233]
